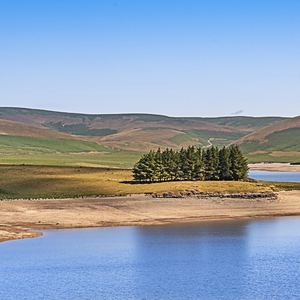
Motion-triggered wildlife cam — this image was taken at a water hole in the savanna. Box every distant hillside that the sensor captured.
[0,118,115,158]
[233,116,300,163]
[0,135,113,155]
[0,119,80,139]
[0,107,287,151]
[236,116,300,150]
[194,116,287,133]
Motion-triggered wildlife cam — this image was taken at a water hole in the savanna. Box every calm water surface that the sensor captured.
[1,217,300,299]
[249,170,300,182]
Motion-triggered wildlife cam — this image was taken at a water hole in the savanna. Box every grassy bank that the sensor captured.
[0,165,299,200]
[2,149,300,167]
[0,135,114,154]
[0,151,143,168]
[1,134,300,167]
[245,152,300,164]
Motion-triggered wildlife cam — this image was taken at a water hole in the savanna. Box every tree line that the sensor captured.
[133,145,249,182]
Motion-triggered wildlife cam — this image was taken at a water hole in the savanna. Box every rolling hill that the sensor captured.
[0,107,298,166]
[0,119,113,155]
[189,116,287,133]
[234,116,300,163]
[0,107,287,151]
[236,116,300,150]
[0,119,81,139]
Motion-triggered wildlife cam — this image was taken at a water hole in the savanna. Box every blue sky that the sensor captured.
[1,0,299,117]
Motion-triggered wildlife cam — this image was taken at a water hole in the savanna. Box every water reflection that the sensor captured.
[1,218,300,299]
[133,221,251,299]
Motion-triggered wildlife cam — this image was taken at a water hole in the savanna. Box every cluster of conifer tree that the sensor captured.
[133,145,249,182]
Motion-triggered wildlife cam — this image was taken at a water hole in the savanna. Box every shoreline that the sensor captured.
[249,163,300,172]
[1,190,300,243]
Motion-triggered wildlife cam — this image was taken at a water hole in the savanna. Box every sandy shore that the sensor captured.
[1,191,300,243]
[249,163,300,172]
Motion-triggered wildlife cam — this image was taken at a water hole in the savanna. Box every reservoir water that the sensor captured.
[249,170,300,182]
[1,217,300,299]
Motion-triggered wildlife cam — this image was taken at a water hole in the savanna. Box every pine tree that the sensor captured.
[218,146,231,180]
[211,146,220,180]
[185,146,196,180]
[178,147,186,180]
[229,145,249,180]
[133,153,151,182]
[153,148,167,181]
[203,148,214,180]
[146,150,156,181]
[165,148,178,180]
[194,147,203,180]
[161,148,171,181]
[132,145,248,182]
[172,150,181,180]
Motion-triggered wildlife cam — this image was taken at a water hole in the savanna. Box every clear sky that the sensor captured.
[1,0,299,117]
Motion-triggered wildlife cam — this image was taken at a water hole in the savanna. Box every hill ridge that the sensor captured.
[0,107,289,151]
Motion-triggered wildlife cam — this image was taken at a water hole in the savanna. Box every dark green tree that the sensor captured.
[203,148,214,180]
[218,146,231,180]
[185,146,197,180]
[133,153,152,182]
[229,145,249,180]
[210,146,220,180]
[194,147,203,180]
[132,145,248,182]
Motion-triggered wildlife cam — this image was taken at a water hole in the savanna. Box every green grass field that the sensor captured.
[1,129,300,167]
[184,129,245,141]
[43,122,117,136]
[245,152,300,164]
[169,133,196,145]
[197,116,287,131]
[169,130,245,147]
[0,165,294,200]
[240,128,300,152]
[0,135,113,154]
[1,134,299,167]
[0,151,144,168]
[0,134,144,168]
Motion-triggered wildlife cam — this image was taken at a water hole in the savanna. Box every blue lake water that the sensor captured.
[1,217,300,300]
[249,170,300,182]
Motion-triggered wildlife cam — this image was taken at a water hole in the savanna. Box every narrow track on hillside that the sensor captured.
[202,138,213,149]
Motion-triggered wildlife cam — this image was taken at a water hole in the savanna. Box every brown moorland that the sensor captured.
[0,107,286,151]
[0,119,80,139]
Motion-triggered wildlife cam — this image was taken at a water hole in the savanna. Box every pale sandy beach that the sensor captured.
[1,190,300,243]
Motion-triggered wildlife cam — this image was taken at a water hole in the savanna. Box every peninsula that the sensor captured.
[1,190,300,243]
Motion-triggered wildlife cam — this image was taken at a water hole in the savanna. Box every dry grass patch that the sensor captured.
[269,151,300,157]
[0,165,278,200]
[248,151,270,155]
[248,151,300,158]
